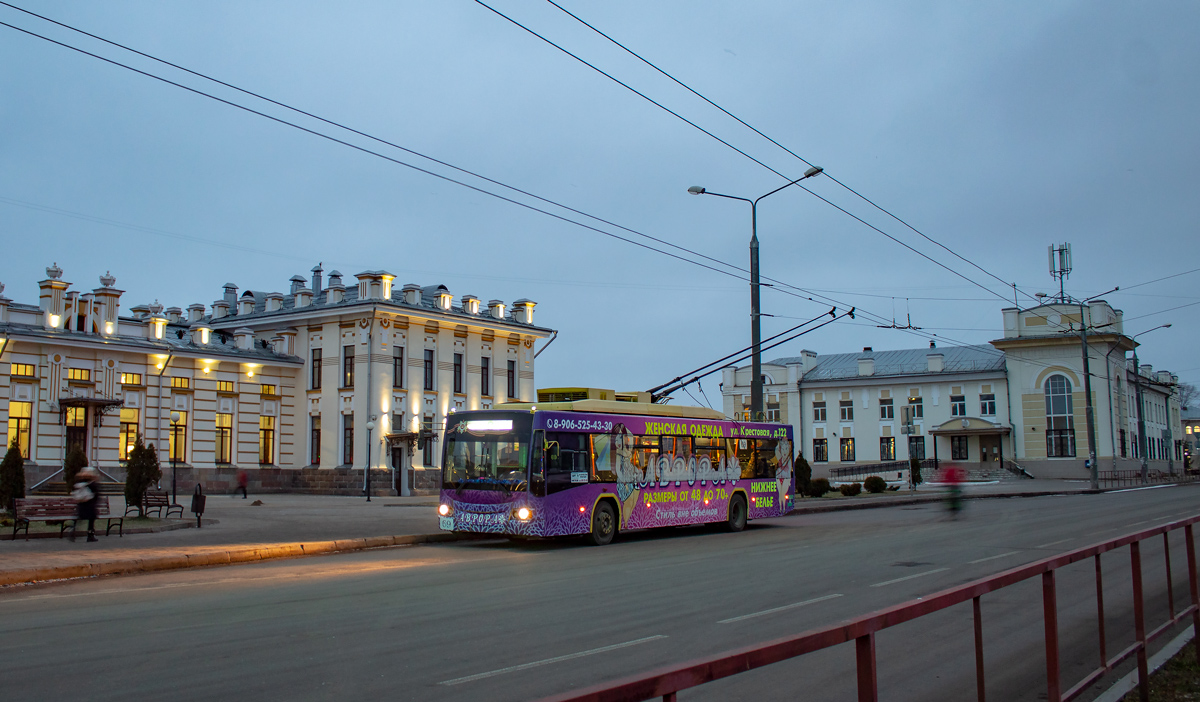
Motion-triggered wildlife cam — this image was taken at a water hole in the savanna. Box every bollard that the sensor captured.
[190,483,207,528]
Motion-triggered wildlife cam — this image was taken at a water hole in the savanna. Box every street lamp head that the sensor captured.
[687,186,706,195]
[1163,323,1172,328]
[365,420,376,431]
[803,166,823,178]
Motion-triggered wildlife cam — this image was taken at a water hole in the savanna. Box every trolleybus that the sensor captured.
[437,400,794,545]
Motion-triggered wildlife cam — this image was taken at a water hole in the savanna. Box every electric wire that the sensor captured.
[545,0,1040,305]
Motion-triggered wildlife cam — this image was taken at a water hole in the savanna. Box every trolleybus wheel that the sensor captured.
[726,494,748,532]
[588,501,617,546]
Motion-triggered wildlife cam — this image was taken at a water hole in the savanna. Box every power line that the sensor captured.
[545,0,1039,306]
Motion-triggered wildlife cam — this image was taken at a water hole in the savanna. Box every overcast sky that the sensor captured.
[2,1,1197,403]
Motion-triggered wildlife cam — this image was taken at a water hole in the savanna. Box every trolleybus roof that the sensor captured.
[497,399,725,420]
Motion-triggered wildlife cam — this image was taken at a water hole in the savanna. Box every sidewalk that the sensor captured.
[0,479,1160,587]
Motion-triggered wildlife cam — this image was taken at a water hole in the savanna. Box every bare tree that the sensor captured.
[1178,381,1197,410]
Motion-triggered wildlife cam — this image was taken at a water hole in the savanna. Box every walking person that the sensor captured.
[235,469,248,499]
[71,466,100,542]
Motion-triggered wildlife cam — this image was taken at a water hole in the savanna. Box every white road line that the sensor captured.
[1035,538,1073,548]
[870,568,949,588]
[439,635,667,685]
[1124,520,1151,528]
[718,593,843,624]
[1109,484,1175,493]
[967,551,1020,565]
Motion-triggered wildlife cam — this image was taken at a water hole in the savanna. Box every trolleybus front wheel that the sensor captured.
[726,494,748,532]
[588,501,617,546]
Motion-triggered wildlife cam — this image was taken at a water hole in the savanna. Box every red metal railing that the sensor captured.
[537,515,1200,702]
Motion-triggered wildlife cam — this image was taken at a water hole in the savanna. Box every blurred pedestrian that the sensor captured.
[235,469,248,499]
[71,466,100,542]
[944,466,964,519]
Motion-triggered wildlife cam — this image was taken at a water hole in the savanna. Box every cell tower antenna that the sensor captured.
[1048,242,1072,302]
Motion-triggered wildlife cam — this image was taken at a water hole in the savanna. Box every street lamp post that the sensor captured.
[1130,325,1171,482]
[689,166,823,419]
[170,410,181,504]
[365,419,376,502]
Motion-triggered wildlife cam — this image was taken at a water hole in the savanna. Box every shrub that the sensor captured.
[863,475,887,494]
[910,457,923,487]
[64,444,88,492]
[0,437,25,513]
[795,454,812,497]
[839,482,862,497]
[123,435,162,517]
[809,477,831,497]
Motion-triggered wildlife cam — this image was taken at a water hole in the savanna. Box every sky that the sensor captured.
[1,1,1197,404]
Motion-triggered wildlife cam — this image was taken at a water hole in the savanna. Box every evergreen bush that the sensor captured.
[795,454,812,498]
[123,435,162,517]
[839,482,862,497]
[64,444,88,492]
[0,437,25,513]
[809,477,831,497]
[863,475,887,494]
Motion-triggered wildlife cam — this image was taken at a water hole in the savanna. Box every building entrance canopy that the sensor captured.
[929,417,1011,437]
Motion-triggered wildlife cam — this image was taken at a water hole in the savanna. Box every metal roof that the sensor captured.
[770,344,1006,382]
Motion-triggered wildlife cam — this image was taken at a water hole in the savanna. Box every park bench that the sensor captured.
[12,496,124,540]
[126,489,184,518]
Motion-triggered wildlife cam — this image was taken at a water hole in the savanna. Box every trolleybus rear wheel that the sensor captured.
[726,494,748,532]
[588,502,617,546]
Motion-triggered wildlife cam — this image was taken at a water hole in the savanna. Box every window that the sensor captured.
[217,380,235,393]
[392,346,404,388]
[950,395,966,417]
[9,363,34,378]
[453,353,464,393]
[170,377,190,389]
[342,346,355,388]
[310,416,321,466]
[908,396,924,419]
[65,406,87,455]
[481,357,491,396]
[1045,374,1076,458]
[840,437,856,462]
[908,436,925,460]
[260,384,276,396]
[342,414,354,465]
[813,401,826,422]
[421,414,435,463]
[311,348,322,389]
[879,398,894,420]
[980,394,996,416]
[424,350,435,391]
[169,411,187,463]
[120,372,142,385]
[839,400,854,422]
[880,437,895,461]
[813,438,828,462]
[507,360,517,399]
[215,413,233,464]
[7,401,32,458]
[259,416,275,465]
[119,408,139,461]
[1119,429,1127,458]
[951,435,969,460]
[67,368,91,382]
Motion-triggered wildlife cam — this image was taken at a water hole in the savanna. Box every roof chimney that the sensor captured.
[930,340,936,348]
[311,263,323,294]
[401,283,421,305]
[289,275,306,294]
[187,303,206,322]
[223,283,238,305]
[927,353,944,372]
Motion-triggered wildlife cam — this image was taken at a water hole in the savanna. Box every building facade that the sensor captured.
[0,264,552,495]
[722,301,1183,481]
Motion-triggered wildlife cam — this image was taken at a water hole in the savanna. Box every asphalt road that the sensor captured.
[2,485,1197,701]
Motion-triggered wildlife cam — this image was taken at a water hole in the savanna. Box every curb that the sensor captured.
[0,531,471,588]
[785,489,1099,515]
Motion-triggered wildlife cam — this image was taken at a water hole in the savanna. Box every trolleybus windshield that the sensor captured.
[442,413,532,491]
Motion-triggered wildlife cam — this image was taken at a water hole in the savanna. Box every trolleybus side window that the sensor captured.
[590,434,620,483]
[546,432,589,494]
[631,435,658,481]
[695,436,726,473]
[755,438,781,478]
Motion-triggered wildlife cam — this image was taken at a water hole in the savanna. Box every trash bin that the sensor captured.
[190,484,207,528]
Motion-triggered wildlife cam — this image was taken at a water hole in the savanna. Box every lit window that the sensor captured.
[119,408,139,461]
[880,437,895,461]
[259,384,276,396]
[840,437,855,462]
[812,438,828,462]
[170,377,190,389]
[259,415,276,465]
[217,380,235,393]
[215,413,233,464]
[7,401,33,458]
[67,368,91,382]
[120,372,142,385]
[9,363,35,378]
[169,411,188,462]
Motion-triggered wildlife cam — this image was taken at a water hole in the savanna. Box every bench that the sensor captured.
[12,496,124,540]
[126,489,184,518]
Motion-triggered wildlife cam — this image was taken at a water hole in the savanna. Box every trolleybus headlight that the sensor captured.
[438,504,451,517]
[516,507,532,521]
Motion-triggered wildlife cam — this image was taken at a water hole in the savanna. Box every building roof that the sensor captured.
[770,344,1006,382]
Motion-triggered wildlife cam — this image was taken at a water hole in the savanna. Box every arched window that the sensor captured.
[1045,374,1076,457]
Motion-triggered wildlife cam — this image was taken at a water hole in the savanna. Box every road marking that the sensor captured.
[1035,538,1072,548]
[870,568,949,588]
[967,551,1020,565]
[718,593,843,624]
[1109,484,1175,494]
[439,635,667,685]
[1124,520,1151,528]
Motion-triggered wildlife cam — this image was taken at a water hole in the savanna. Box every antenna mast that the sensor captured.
[1048,242,1072,302]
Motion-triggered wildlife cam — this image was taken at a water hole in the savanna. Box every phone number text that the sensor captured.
[544,418,614,431]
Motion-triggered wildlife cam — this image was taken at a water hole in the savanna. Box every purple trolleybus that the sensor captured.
[437,400,795,545]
